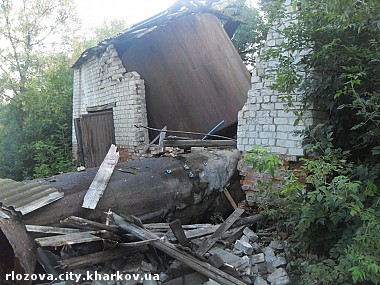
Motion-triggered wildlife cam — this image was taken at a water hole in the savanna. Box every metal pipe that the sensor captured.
[202,120,225,140]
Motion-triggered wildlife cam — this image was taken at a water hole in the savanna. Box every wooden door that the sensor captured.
[80,110,115,168]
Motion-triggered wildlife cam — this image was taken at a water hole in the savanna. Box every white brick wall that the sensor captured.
[72,44,149,157]
[237,0,323,158]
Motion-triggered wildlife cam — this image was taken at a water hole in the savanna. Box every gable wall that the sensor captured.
[72,45,149,163]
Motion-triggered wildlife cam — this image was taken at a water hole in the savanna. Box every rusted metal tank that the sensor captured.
[115,13,250,138]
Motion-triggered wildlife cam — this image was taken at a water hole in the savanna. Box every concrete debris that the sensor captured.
[0,148,290,285]
[251,253,265,264]
[267,268,290,285]
[234,239,254,255]
[243,227,259,243]
[269,240,285,250]
[254,276,268,285]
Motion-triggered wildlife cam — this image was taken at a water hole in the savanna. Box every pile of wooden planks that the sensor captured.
[26,209,268,285]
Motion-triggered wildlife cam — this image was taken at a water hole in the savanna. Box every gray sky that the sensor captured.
[75,0,177,29]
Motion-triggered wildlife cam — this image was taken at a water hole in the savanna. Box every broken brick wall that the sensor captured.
[237,0,325,202]
[72,44,149,162]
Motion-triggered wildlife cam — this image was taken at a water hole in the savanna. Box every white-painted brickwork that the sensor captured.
[72,44,149,159]
[237,0,323,158]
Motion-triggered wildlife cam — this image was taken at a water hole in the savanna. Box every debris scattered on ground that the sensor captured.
[0,141,290,285]
[14,206,290,285]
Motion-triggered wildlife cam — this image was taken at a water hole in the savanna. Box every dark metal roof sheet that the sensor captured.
[72,2,232,69]
[0,179,64,215]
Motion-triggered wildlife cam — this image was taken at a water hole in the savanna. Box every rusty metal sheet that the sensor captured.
[0,179,64,215]
[0,215,36,285]
[118,13,250,138]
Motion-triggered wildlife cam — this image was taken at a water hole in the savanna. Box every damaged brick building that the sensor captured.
[71,3,251,168]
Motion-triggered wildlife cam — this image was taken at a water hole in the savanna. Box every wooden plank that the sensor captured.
[35,231,101,247]
[145,223,214,231]
[137,126,167,159]
[195,208,244,256]
[58,247,148,270]
[61,216,121,233]
[113,213,247,285]
[221,226,245,246]
[25,225,84,235]
[86,102,116,112]
[223,188,237,209]
[158,126,167,153]
[164,139,236,148]
[118,239,159,247]
[82,144,119,210]
[232,214,266,227]
[169,219,191,247]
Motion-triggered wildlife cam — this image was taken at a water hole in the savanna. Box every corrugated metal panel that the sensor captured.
[118,13,250,137]
[0,179,64,215]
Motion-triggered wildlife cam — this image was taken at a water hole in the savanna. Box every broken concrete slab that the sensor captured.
[251,253,265,264]
[262,246,276,263]
[267,268,290,285]
[243,227,259,243]
[269,240,285,250]
[254,276,268,285]
[234,239,253,255]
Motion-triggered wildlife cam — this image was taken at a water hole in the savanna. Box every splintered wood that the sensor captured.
[26,210,269,285]
[82,144,119,210]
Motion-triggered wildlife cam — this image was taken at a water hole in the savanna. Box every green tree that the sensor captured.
[0,54,74,180]
[71,19,129,65]
[253,0,380,283]
[215,0,268,65]
[0,0,77,180]
[0,0,76,99]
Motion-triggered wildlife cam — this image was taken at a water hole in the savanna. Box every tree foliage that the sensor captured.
[0,0,132,180]
[0,0,76,99]
[0,54,74,180]
[248,0,380,283]
[0,0,78,180]
[216,0,268,65]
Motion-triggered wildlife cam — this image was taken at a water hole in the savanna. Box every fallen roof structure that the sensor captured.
[72,1,250,141]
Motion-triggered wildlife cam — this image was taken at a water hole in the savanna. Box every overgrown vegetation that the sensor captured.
[245,0,380,283]
[217,0,268,65]
[0,0,129,180]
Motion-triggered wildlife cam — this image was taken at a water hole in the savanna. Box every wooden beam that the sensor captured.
[232,214,265,227]
[35,231,101,247]
[61,216,121,234]
[113,213,247,285]
[169,219,191,248]
[82,144,119,210]
[195,208,244,256]
[158,126,167,153]
[223,188,237,209]
[58,247,148,270]
[86,102,116,112]
[163,139,236,148]
[144,223,214,231]
[25,225,84,235]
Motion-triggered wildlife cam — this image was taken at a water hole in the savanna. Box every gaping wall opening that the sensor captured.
[72,10,251,167]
